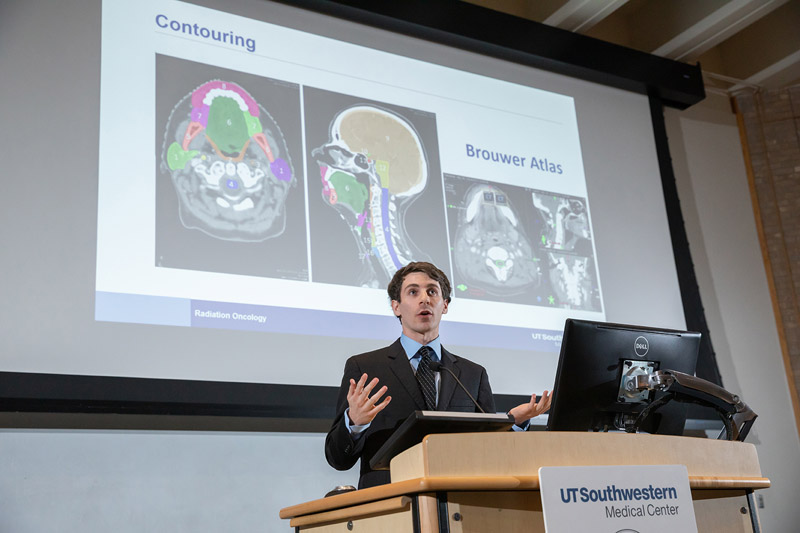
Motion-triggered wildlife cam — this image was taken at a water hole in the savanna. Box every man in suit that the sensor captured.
[325,262,551,489]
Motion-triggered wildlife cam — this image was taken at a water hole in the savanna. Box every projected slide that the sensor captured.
[96,0,605,352]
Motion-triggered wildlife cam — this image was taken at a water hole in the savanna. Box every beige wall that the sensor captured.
[733,88,800,419]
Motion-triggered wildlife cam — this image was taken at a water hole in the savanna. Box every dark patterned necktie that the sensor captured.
[416,346,437,410]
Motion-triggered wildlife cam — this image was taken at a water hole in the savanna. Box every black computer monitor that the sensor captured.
[547,319,701,435]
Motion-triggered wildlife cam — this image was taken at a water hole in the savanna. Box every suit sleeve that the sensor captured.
[325,357,367,471]
[476,366,497,414]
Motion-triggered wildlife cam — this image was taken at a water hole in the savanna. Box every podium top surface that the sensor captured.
[390,431,763,482]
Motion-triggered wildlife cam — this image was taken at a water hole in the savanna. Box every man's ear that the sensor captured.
[442,299,449,315]
[390,299,400,317]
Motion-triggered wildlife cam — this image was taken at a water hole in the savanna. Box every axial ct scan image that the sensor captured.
[162,79,294,241]
[155,55,307,280]
[452,183,539,295]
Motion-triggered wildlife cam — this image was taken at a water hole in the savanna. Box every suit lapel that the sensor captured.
[387,339,427,410]
[437,347,460,411]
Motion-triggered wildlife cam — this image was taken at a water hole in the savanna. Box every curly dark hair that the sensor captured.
[387,262,452,307]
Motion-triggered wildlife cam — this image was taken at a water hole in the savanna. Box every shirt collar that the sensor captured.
[400,334,442,362]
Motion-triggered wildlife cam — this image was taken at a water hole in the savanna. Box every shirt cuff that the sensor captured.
[511,419,531,431]
[344,408,371,439]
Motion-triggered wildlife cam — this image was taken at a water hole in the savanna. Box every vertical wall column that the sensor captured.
[733,87,800,435]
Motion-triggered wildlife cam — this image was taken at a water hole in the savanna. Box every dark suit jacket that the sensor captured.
[325,339,496,489]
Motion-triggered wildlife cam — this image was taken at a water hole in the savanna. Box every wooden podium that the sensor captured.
[280,432,769,532]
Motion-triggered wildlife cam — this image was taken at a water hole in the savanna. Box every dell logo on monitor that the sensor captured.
[634,336,649,357]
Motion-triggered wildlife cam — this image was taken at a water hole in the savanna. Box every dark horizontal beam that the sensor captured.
[0,370,530,420]
[0,370,546,428]
[0,371,336,418]
[277,0,704,109]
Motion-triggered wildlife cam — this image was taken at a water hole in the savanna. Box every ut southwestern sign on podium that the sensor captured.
[539,465,698,532]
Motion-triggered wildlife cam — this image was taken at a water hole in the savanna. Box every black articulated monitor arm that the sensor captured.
[630,370,757,442]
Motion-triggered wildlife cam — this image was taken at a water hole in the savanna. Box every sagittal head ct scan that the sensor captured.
[312,105,428,287]
[162,80,295,241]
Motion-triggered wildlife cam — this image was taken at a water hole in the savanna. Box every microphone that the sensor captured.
[429,361,485,413]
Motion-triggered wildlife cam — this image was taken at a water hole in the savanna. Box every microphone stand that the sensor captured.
[429,361,485,414]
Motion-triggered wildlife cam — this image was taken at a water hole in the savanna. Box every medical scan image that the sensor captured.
[531,191,601,311]
[532,194,592,255]
[161,80,295,241]
[311,105,432,287]
[546,251,596,308]
[444,175,601,310]
[452,184,540,297]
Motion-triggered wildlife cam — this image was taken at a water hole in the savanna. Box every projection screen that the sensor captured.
[0,0,699,403]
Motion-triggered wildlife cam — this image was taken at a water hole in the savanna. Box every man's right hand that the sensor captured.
[347,373,391,426]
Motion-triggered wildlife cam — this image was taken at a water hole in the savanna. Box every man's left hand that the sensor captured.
[509,390,551,426]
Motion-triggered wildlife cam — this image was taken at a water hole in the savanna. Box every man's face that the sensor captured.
[391,272,449,343]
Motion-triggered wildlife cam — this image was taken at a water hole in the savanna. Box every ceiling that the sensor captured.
[464,0,800,94]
